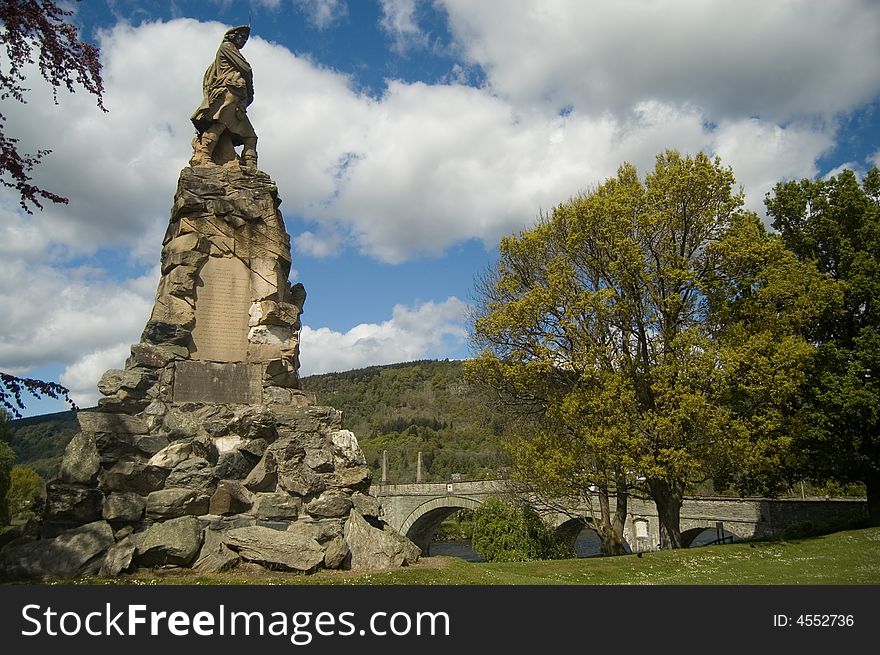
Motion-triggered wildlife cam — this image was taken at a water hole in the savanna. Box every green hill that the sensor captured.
[6,409,80,479]
[6,360,509,484]
[301,359,510,484]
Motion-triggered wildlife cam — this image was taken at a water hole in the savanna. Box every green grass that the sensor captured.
[62,526,880,586]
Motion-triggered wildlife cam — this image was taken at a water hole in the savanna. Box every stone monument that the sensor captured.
[0,26,419,580]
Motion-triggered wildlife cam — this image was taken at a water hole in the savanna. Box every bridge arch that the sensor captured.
[681,526,741,548]
[554,517,632,556]
[400,496,484,555]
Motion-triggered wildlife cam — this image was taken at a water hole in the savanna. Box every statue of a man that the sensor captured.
[190,25,258,168]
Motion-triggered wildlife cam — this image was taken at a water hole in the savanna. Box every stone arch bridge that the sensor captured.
[370,481,867,554]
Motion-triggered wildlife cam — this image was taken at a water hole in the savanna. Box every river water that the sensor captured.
[428,527,732,561]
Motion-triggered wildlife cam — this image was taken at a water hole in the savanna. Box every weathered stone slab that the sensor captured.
[323,535,349,570]
[148,442,196,469]
[251,492,300,520]
[102,492,146,522]
[0,521,114,580]
[44,483,104,524]
[146,488,210,519]
[344,512,420,571]
[193,529,240,573]
[172,361,261,404]
[98,462,169,494]
[59,432,100,485]
[99,537,137,577]
[135,516,203,567]
[78,412,149,435]
[191,255,251,361]
[223,526,324,573]
[306,490,352,518]
[209,481,253,515]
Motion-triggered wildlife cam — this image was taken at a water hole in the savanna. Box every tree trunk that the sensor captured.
[865,472,880,527]
[649,478,684,549]
[595,486,629,555]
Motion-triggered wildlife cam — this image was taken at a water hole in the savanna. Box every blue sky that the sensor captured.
[1,0,879,417]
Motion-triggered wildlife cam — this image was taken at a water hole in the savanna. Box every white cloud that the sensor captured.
[0,17,867,268]
[59,343,133,407]
[379,0,429,53]
[299,297,468,375]
[439,0,880,121]
[0,11,876,395]
[294,229,346,258]
[711,118,835,212]
[0,254,155,382]
[294,0,348,30]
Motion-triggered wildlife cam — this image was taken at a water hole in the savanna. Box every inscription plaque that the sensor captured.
[191,256,250,362]
[172,361,262,404]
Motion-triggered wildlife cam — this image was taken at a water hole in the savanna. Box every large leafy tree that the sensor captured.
[0,0,104,415]
[469,151,829,548]
[1,0,104,210]
[766,168,880,524]
[0,410,15,524]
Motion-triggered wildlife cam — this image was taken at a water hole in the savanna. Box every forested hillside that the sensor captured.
[301,360,511,483]
[6,410,79,479]
[6,360,510,484]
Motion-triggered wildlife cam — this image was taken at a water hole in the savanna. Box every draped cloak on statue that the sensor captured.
[190,35,256,145]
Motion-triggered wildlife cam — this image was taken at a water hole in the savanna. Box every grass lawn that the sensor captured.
[70,526,880,586]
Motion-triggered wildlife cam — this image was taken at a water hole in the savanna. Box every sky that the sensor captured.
[1,0,879,417]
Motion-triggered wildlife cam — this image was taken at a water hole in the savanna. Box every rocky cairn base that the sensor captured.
[0,401,419,580]
[0,164,420,581]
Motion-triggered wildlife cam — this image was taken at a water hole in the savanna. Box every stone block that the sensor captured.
[95,432,169,465]
[99,537,137,577]
[150,292,196,327]
[305,491,353,519]
[163,232,209,256]
[59,432,100,485]
[102,492,146,522]
[250,492,300,520]
[44,482,104,525]
[165,457,217,495]
[141,320,192,346]
[97,368,157,397]
[146,488,211,519]
[135,516,204,567]
[325,465,372,493]
[172,361,261,404]
[161,250,208,275]
[344,513,420,571]
[0,520,114,580]
[222,526,324,573]
[98,462,169,494]
[323,535,349,570]
[193,529,240,573]
[148,442,196,469]
[78,411,149,435]
[209,481,253,515]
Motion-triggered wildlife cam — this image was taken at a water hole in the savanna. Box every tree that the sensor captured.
[1,372,76,418]
[471,495,572,562]
[0,0,104,415]
[1,0,104,210]
[468,151,828,548]
[5,465,44,518]
[0,411,15,524]
[766,168,880,524]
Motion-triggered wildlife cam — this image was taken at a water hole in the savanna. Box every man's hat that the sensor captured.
[225,25,250,40]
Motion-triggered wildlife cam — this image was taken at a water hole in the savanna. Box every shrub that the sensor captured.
[471,495,573,562]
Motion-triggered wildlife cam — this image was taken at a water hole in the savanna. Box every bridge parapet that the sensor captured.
[373,480,867,553]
